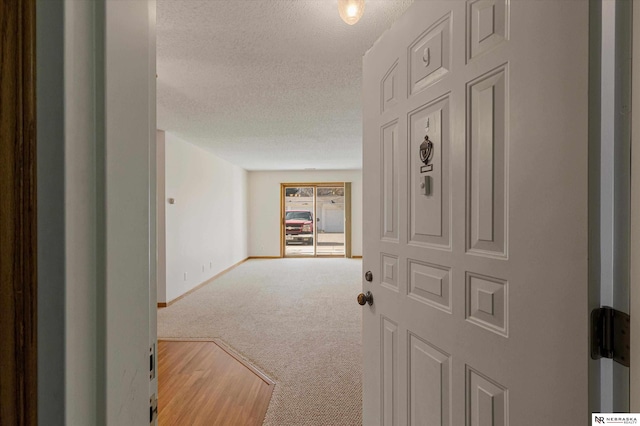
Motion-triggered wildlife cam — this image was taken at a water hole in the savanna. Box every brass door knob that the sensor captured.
[357,291,373,306]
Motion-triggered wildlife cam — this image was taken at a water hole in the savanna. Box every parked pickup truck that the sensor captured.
[285,210,314,245]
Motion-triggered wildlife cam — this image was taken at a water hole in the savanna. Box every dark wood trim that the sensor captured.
[0,0,38,425]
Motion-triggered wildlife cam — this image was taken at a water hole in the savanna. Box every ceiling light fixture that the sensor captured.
[338,0,365,25]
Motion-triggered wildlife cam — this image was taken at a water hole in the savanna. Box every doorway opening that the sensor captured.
[281,182,352,258]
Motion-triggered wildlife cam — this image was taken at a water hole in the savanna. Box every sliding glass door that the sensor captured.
[284,186,316,257]
[282,183,348,257]
[315,186,345,256]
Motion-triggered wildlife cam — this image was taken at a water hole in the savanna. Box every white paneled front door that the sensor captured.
[362,1,589,424]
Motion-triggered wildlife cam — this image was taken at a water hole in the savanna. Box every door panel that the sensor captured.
[466,272,508,337]
[408,14,451,96]
[409,96,450,248]
[467,66,507,257]
[466,366,507,426]
[408,260,451,314]
[467,0,508,61]
[363,1,589,424]
[381,120,400,242]
[381,317,399,426]
[408,333,451,426]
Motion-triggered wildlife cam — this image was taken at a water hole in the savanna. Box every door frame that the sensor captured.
[0,0,38,424]
[630,0,639,410]
[8,0,640,424]
[280,182,352,258]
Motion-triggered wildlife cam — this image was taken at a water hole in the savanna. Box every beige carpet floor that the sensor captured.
[157,258,363,426]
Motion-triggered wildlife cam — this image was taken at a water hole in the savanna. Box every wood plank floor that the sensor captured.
[158,340,274,426]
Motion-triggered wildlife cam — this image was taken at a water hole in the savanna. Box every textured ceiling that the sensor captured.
[157,0,413,170]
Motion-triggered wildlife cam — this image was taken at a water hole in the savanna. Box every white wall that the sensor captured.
[248,170,362,257]
[163,133,249,303]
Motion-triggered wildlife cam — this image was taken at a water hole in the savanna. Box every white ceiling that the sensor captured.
[157,0,413,171]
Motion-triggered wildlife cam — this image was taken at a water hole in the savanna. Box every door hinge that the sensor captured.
[150,344,156,380]
[150,395,158,424]
[590,306,630,367]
